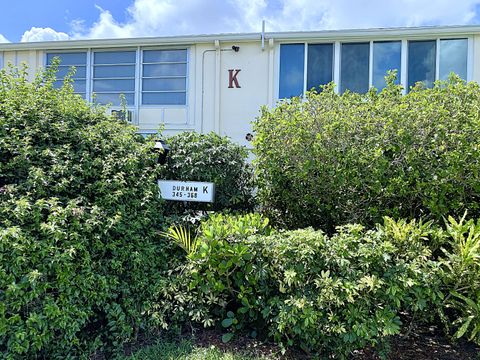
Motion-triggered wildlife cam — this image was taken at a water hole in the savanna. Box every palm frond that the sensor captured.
[160,225,199,255]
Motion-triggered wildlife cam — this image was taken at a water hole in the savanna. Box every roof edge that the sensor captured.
[1,25,480,51]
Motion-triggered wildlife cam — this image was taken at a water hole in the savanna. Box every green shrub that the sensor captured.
[253,76,480,231]
[149,213,272,334]
[437,214,480,345]
[263,220,440,357]
[159,132,254,219]
[183,214,439,357]
[190,213,273,329]
[0,65,169,357]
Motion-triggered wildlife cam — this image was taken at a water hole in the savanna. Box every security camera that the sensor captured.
[232,45,240,52]
[154,140,170,165]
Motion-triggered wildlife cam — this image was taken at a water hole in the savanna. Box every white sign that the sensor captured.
[158,180,215,203]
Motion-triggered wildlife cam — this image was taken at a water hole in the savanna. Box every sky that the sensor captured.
[1,0,480,43]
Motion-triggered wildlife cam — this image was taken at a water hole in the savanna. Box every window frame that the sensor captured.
[140,47,190,108]
[46,50,88,98]
[91,48,138,107]
[371,40,402,91]
[438,38,469,81]
[278,43,306,99]
[306,43,335,93]
[44,46,190,113]
[277,35,472,99]
[339,41,371,94]
[277,41,335,99]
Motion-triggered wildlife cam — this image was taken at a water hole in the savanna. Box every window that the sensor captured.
[279,44,305,98]
[93,50,136,106]
[279,36,469,97]
[142,49,187,105]
[408,40,436,90]
[439,39,467,80]
[340,42,370,93]
[373,41,401,90]
[47,52,87,97]
[279,43,333,98]
[307,44,334,92]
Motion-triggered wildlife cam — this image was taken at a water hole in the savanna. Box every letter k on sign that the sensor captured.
[228,69,241,88]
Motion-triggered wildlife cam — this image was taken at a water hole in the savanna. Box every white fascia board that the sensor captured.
[1,25,480,51]
[0,33,262,51]
[269,25,480,42]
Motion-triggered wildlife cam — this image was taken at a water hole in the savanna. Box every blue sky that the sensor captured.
[2,0,480,43]
[1,1,132,41]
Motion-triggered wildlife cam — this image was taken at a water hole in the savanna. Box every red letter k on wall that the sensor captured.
[228,69,241,88]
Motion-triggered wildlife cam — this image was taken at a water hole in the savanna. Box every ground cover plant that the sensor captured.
[121,327,479,360]
[253,74,480,232]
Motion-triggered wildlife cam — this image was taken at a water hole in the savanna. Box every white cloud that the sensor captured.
[21,27,69,42]
[0,33,9,43]
[70,0,480,40]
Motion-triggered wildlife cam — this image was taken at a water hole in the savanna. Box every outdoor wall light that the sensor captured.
[154,140,170,165]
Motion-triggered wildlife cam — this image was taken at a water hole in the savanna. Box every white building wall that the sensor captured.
[472,35,480,83]
[189,40,273,146]
[1,26,480,145]
[0,39,276,144]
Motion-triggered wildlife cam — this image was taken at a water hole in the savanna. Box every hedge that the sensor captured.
[253,75,480,231]
[0,64,170,357]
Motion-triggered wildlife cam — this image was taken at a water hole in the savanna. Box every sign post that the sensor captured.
[158,180,215,203]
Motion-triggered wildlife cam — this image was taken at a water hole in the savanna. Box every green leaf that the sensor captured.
[454,316,474,339]
[221,318,233,328]
[222,333,234,343]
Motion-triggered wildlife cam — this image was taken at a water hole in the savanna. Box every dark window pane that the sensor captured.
[279,43,305,98]
[143,49,187,63]
[440,39,467,80]
[47,52,86,66]
[94,93,135,106]
[142,92,186,105]
[143,63,187,77]
[408,40,436,90]
[143,78,186,91]
[307,43,333,92]
[373,41,401,90]
[94,51,136,64]
[93,79,135,92]
[93,65,136,78]
[341,42,370,93]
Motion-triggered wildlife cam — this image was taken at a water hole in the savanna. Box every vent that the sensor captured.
[111,109,133,122]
